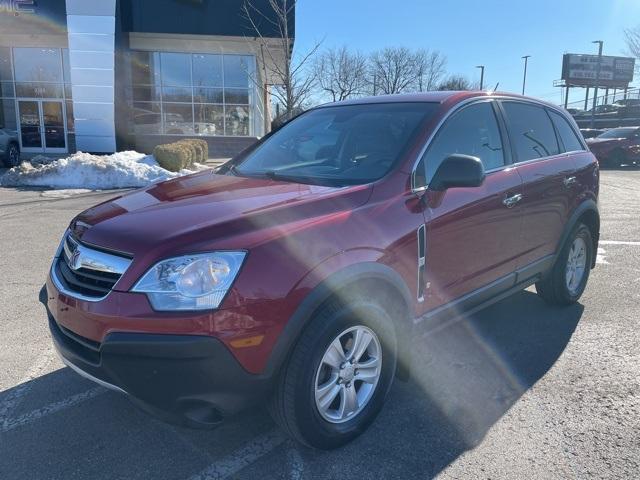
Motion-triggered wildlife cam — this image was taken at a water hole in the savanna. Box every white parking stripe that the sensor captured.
[1,386,104,433]
[0,347,55,426]
[188,430,286,480]
[596,247,609,265]
[600,241,640,246]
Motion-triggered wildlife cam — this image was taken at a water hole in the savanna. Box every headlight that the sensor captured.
[132,251,246,311]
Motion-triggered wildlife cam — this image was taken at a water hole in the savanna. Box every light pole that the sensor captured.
[590,40,603,128]
[476,65,485,90]
[521,55,531,95]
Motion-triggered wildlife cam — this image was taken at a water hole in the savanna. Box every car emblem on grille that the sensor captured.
[68,245,82,271]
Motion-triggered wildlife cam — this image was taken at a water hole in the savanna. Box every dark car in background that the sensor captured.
[586,126,640,167]
[0,127,20,167]
[45,91,599,449]
[580,128,608,139]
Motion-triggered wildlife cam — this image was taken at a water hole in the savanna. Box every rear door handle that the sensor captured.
[563,176,577,188]
[502,193,523,208]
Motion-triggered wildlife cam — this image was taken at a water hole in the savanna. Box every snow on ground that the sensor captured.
[0,151,209,190]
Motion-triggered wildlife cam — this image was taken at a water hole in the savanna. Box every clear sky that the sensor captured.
[294,0,640,106]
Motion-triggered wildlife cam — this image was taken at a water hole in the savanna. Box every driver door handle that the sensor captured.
[503,193,523,208]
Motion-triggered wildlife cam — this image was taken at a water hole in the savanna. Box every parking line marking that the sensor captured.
[188,430,286,480]
[1,386,104,433]
[0,347,55,426]
[600,241,640,246]
[596,247,609,265]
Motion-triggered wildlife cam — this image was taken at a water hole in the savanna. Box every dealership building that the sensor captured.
[0,0,292,158]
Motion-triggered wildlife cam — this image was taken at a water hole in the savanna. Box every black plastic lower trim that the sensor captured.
[47,312,274,427]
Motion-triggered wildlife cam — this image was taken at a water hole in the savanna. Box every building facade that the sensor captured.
[0,0,293,158]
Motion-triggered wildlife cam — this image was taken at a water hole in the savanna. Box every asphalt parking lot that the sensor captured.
[1,168,639,479]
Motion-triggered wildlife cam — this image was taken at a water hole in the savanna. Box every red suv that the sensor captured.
[585,126,640,167]
[45,92,599,449]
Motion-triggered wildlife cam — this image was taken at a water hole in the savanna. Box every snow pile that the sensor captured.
[0,151,209,189]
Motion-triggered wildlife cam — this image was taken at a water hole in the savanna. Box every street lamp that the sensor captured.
[476,65,485,90]
[521,55,531,95]
[590,40,603,128]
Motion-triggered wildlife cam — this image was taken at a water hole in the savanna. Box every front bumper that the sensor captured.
[46,307,274,427]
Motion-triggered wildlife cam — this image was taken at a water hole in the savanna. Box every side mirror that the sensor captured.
[429,154,485,191]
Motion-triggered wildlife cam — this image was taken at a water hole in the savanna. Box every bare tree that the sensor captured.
[625,26,640,73]
[368,47,418,95]
[242,0,321,121]
[437,74,474,91]
[314,46,368,102]
[414,49,447,92]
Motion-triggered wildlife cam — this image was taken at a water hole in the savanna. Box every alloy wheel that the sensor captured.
[565,236,587,295]
[314,325,382,424]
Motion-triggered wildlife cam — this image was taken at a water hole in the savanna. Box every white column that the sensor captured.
[65,0,116,152]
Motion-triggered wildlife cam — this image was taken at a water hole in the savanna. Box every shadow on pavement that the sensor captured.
[0,290,582,479]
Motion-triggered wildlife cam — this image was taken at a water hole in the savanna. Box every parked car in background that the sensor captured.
[45,91,600,449]
[580,128,608,139]
[0,127,20,167]
[586,126,640,167]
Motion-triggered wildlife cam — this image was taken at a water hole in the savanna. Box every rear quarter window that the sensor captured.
[502,102,559,162]
[548,110,584,153]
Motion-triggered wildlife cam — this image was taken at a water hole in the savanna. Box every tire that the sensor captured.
[536,223,593,306]
[269,296,398,449]
[3,142,20,168]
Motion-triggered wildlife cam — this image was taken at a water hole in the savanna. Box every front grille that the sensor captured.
[53,234,132,300]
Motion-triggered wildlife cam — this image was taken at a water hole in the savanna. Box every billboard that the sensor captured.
[562,54,635,88]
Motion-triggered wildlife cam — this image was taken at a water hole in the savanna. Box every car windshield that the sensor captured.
[597,127,637,139]
[230,102,439,186]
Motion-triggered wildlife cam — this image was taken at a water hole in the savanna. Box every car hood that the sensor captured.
[71,170,371,258]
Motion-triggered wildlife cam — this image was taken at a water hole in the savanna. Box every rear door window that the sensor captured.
[420,101,505,184]
[502,102,560,161]
[548,110,584,153]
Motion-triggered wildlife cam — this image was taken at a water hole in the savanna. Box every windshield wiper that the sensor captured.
[263,170,340,187]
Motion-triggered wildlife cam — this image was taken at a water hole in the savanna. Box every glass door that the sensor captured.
[17,100,67,153]
[18,100,42,150]
[42,101,66,152]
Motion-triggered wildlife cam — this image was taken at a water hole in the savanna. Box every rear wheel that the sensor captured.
[536,223,593,305]
[269,297,397,449]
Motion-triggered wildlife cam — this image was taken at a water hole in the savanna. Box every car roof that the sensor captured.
[316,90,562,110]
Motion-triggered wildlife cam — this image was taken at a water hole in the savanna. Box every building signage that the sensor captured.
[561,53,635,88]
[0,0,36,15]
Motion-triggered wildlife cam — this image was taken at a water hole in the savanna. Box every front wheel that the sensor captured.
[536,223,593,305]
[269,298,397,449]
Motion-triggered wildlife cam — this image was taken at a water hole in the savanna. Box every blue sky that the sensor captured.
[295,0,640,106]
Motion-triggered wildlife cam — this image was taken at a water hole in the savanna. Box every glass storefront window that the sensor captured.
[15,82,63,98]
[193,87,223,104]
[163,103,194,135]
[225,105,250,136]
[0,47,12,82]
[13,48,62,83]
[225,88,249,105]
[161,86,192,103]
[193,54,223,87]
[194,104,224,136]
[1,82,14,98]
[131,51,161,86]
[0,97,17,130]
[128,51,257,136]
[65,100,74,133]
[160,53,191,86]
[223,56,251,88]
